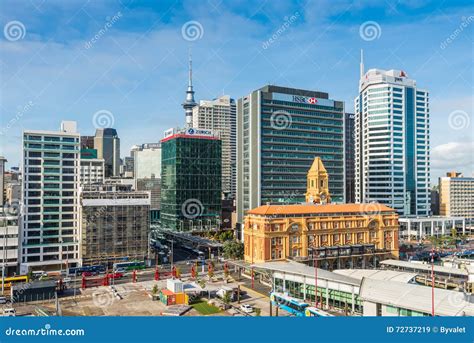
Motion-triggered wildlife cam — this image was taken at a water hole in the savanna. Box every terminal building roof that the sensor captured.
[246,203,395,216]
[252,260,360,286]
[380,259,468,277]
[359,278,474,316]
[333,269,417,283]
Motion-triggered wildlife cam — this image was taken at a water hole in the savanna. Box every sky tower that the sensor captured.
[182,51,197,127]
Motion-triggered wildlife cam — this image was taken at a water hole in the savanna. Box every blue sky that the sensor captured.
[0,0,472,184]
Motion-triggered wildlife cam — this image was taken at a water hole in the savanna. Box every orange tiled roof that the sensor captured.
[246,203,395,216]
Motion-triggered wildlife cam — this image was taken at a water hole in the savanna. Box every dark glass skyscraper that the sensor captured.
[160,129,222,231]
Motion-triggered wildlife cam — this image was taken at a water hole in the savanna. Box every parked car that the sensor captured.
[0,296,7,304]
[240,304,254,313]
[62,277,72,283]
[107,272,123,279]
[82,271,97,277]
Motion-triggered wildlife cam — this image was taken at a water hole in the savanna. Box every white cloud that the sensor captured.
[431,141,474,181]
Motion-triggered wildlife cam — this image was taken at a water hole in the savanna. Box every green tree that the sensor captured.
[222,240,244,260]
[222,292,231,308]
[151,284,158,295]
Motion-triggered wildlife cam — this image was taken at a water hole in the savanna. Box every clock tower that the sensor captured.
[305,157,331,204]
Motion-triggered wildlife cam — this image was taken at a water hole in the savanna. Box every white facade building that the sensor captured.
[0,210,19,275]
[80,158,105,185]
[193,95,236,196]
[131,143,161,180]
[21,121,81,272]
[354,59,430,216]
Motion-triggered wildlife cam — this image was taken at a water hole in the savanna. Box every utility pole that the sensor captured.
[431,248,435,316]
[314,252,318,308]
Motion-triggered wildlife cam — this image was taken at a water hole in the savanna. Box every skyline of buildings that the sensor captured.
[0,50,470,275]
[354,58,431,216]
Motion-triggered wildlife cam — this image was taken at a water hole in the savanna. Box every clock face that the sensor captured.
[309,195,314,203]
[320,193,326,200]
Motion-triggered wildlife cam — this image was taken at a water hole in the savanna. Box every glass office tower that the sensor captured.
[160,128,222,231]
[354,69,430,216]
[236,85,345,223]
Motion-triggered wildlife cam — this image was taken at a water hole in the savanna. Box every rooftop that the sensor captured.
[251,260,360,286]
[246,203,395,216]
[359,278,474,316]
[380,259,468,277]
[333,269,417,284]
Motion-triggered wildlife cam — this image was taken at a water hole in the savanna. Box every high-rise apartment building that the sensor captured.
[439,172,474,223]
[355,55,430,216]
[21,121,81,272]
[94,128,120,177]
[193,95,237,197]
[160,128,222,231]
[236,85,345,223]
[345,113,356,203]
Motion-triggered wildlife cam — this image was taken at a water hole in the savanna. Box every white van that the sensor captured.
[3,308,16,317]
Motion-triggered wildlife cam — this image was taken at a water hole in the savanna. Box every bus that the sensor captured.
[1,276,29,294]
[113,261,146,271]
[67,265,105,276]
[304,306,333,317]
[270,292,309,317]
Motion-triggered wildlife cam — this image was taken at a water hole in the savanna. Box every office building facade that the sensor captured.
[354,66,430,216]
[439,172,474,223]
[193,95,237,197]
[237,85,345,223]
[94,128,120,177]
[345,113,356,203]
[21,121,81,272]
[0,156,6,206]
[160,128,222,231]
[0,209,19,276]
[80,158,105,185]
[131,143,161,180]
